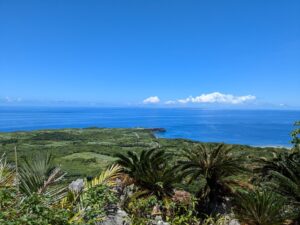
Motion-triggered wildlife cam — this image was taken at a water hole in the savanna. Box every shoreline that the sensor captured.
[154,130,291,149]
[0,126,293,149]
[250,144,291,149]
[0,127,291,181]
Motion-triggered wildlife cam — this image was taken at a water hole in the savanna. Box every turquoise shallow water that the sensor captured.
[0,107,299,147]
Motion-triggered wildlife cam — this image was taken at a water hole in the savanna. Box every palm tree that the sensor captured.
[115,148,180,200]
[233,189,288,225]
[179,143,248,215]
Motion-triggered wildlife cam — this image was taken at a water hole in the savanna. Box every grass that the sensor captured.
[58,152,116,179]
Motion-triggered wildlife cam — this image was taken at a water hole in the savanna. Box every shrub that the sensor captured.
[81,184,118,224]
[0,189,70,225]
[233,189,288,225]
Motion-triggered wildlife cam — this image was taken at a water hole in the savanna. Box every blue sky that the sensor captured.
[0,0,299,108]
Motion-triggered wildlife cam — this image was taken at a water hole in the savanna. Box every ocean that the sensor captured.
[0,107,299,147]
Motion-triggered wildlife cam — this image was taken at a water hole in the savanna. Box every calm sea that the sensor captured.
[0,107,299,147]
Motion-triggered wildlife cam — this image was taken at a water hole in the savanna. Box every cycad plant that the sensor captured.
[256,149,300,221]
[179,143,248,215]
[115,148,181,200]
[233,189,288,225]
[18,153,66,202]
[254,150,299,181]
[269,157,300,221]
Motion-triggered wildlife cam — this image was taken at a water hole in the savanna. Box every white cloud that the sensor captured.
[143,96,160,104]
[1,96,22,103]
[165,100,176,105]
[177,92,256,104]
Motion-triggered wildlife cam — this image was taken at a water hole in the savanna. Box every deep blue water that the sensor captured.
[0,107,299,147]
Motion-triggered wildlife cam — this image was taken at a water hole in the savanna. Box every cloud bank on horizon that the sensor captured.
[0,93,293,109]
[143,92,256,105]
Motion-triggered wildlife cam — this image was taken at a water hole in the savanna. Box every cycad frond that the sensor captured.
[86,164,122,189]
[178,143,248,214]
[61,164,122,209]
[270,162,300,205]
[115,148,180,200]
[18,153,67,201]
[233,189,288,225]
[0,154,15,187]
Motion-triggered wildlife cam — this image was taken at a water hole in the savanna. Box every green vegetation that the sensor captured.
[0,123,299,224]
[179,144,249,216]
[0,128,158,180]
[233,190,288,225]
[116,148,181,200]
[0,127,287,181]
[0,153,122,225]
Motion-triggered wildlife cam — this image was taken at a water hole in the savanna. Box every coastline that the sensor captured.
[1,107,298,147]
[154,129,291,149]
[0,125,294,149]
[0,127,290,181]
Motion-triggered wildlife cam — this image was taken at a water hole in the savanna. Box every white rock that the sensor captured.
[68,179,84,193]
[156,221,169,225]
[100,209,129,225]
